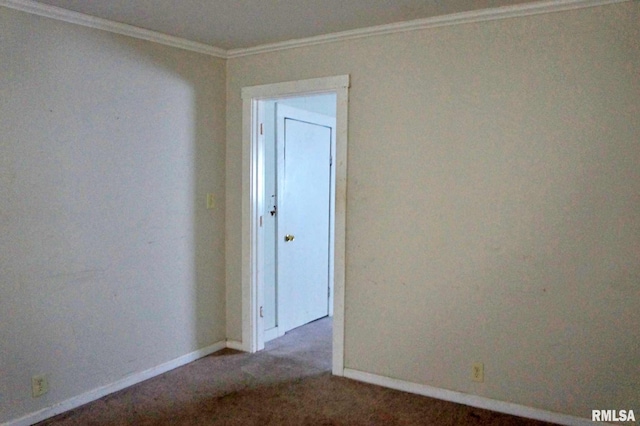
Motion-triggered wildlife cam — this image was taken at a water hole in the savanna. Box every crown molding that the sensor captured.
[0,0,227,58]
[226,0,630,58]
[1,0,630,59]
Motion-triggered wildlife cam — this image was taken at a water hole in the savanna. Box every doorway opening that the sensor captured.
[262,96,336,342]
[240,76,349,376]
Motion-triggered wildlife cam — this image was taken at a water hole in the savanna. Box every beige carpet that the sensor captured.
[38,318,556,425]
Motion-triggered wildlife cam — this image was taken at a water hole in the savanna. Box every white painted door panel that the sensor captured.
[277,104,333,333]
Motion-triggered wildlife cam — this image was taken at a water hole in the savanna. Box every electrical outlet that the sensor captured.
[206,193,215,209]
[32,374,49,397]
[472,362,484,382]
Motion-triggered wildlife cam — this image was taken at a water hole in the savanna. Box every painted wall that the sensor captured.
[0,7,226,424]
[226,2,640,419]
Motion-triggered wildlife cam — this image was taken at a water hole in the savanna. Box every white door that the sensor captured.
[276,104,334,334]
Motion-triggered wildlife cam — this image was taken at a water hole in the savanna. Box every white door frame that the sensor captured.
[240,75,349,375]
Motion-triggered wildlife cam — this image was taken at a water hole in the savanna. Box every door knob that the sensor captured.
[284,234,295,242]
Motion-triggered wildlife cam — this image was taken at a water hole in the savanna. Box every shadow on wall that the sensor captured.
[0,9,225,422]
[114,35,228,352]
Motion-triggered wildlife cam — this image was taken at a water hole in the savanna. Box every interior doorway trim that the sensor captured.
[241,75,349,375]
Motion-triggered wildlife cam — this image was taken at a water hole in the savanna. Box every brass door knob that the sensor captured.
[284,234,295,242]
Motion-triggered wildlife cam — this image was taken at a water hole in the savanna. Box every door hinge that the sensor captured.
[330,155,333,166]
[260,123,263,135]
[328,287,331,298]
[260,306,264,318]
[259,215,263,227]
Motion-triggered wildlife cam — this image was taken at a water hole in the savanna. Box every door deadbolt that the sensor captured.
[284,234,295,242]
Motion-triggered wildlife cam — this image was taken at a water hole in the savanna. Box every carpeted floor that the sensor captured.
[38,318,556,425]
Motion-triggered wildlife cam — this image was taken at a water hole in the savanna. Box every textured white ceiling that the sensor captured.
[31,0,539,50]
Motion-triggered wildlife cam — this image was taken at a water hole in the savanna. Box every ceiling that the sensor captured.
[31,0,540,51]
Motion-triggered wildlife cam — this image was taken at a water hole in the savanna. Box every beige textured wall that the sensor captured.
[226,2,640,418]
[1,7,226,423]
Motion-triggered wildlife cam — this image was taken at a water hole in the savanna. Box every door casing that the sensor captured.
[240,75,349,375]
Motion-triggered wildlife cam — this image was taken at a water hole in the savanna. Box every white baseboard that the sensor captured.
[264,327,279,342]
[6,341,227,426]
[343,368,594,426]
[7,345,594,426]
[225,340,245,351]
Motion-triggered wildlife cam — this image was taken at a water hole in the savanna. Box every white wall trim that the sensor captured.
[241,76,350,100]
[0,0,227,58]
[5,341,227,426]
[1,0,630,60]
[343,368,598,426]
[264,327,280,343]
[225,340,245,351]
[1,0,629,59]
[240,75,349,376]
[226,0,630,58]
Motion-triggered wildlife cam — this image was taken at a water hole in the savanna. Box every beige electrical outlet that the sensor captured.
[472,362,484,382]
[32,374,49,397]
[206,193,215,209]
